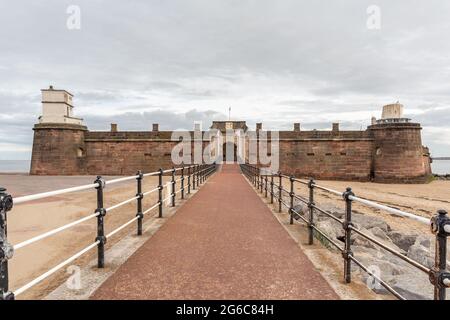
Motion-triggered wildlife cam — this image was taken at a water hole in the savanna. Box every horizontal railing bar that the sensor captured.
[143,202,160,215]
[280,200,290,209]
[293,194,309,205]
[291,208,309,225]
[143,187,159,196]
[14,240,100,297]
[313,184,343,197]
[105,175,139,186]
[105,216,139,239]
[142,171,159,177]
[350,226,431,274]
[349,195,430,225]
[311,224,344,252]
[312,204,344,225]
[292,178,309,185]
[106,195,139,212]
[349,255,406,300]
[13,212,100,250]
[13,182,99,205]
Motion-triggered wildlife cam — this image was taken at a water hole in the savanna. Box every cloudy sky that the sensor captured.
[0,0,449,160]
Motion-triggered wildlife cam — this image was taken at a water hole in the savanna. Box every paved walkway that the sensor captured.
[92,164,338,300]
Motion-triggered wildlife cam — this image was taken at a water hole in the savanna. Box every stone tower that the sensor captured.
[30,86,87,175]
[369,102,430,183]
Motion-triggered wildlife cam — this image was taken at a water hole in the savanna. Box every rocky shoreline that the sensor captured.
[433,174,450,181]
[284,193,448,300]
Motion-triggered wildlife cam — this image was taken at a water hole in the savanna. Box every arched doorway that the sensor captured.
[223,142,237,162]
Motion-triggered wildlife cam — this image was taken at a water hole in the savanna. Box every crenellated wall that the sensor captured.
[30,122,432,183]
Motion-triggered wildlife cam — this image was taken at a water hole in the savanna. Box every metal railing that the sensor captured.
[240,163,450,300]
[0,163,218,300]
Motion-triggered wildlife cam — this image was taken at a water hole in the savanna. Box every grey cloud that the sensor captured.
[0,1,450,158]
[85,109,227,131]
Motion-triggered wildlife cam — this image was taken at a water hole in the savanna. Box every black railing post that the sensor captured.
[196,164,200,186]
[270,175,274,204]
[0,187,14,300]
[94,176,106,268]
[251,166,254,185]
[258,168,262,193]
[265,173,268,198]
[187,166,191,194]
[289,176,294,225]
[278,172,282,213]
[200,164,203,183]
[343,187,354,283]
[193,165,196,190]
[307,179,315,245]
[181,166,185,199]
[430,209,450,300]
[158,168,163,218]
[171,167,176,207]
[195,164,199,188]
[136,171,144,236]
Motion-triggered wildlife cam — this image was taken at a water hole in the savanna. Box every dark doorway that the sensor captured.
[223,142,237,162]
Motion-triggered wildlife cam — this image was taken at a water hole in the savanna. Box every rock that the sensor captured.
[353,227,405,254]
[415,235,432,249]
[315,204,344,220]
[407,243,434,269]
[292,203,308,217]
[352,213,391,233]
[383,273,433,300]
[370,227,391,241]
[388,231,417,252]
[314,219,344,248]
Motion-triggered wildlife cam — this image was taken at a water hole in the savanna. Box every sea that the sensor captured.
[0,160,449,175]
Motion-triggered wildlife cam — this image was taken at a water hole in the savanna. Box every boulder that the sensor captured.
[314,204,345,220]
[353,227,405,254]
[314,219,344,248]
[381,273,433,300]
[388,231,417,252]
[407,243,434,269]
[352,213,391,233]
[415,234,432,249]
[292,203,308,217]
[370,227,391,242]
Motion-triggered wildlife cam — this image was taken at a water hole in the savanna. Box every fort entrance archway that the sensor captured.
[223,142,237,162]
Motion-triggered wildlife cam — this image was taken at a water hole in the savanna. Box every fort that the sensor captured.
[30,86,432,183]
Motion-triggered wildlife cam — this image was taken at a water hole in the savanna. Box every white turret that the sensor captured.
[39,85,83,125]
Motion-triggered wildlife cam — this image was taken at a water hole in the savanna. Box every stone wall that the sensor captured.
[369,123,428,183]
[278,139,374,181]
[29,122,432,183]
[30,123,87,175]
